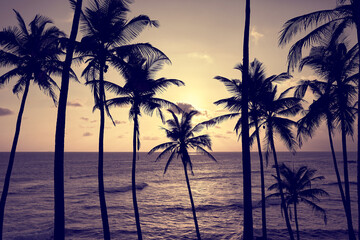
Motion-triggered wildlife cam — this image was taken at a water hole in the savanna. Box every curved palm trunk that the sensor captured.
[326,119,355,239]
[269,130,294,240]
[98,63,110,240]
[241,0,253,239]
[255,120,267,239]
[132,114,142,240]
[0,80,30,238]
[54,1,82,238]
[182,151,201,240]
[294,202,300,240]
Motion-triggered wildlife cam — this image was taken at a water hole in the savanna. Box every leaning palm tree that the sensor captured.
[53,0,82,238]
[267,163,328,240]
[279,2,360,238]
[204,59,291,240]
[0,11,66,238]
[99,52,183,240]
[78,0,158,238]
[295,39,358,240]
[148,109,217,240]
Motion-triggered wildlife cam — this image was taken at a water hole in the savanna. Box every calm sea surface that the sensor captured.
[0,152,357,239]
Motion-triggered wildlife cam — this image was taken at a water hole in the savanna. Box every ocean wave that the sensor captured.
[105,182,149,194]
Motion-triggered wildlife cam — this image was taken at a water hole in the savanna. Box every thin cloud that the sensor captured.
[0,107,13,116]
[114,120,127,125]
[187,52,214,64]
[83,132,93,137]
[68,101,82,107]
[80,117,89,121]
[213,134,230,139]
[250,27,264,44]
[143,136,160,141]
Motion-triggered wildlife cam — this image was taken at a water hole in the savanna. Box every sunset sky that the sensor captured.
[0,0,357,152]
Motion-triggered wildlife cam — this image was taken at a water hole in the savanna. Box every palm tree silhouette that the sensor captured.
[295,39,358,240]
[148,109,217,240]
[267,163,328,240]
[279,3,360,238]
[78,0,158,238]
[260,86,302,240]
[100,52,183,240]
[53,0,82,238]
[0,11,66,238]
[241,0,253,238]
[204,59,291,240]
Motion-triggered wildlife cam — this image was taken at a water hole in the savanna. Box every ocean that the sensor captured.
[0,151,357,239]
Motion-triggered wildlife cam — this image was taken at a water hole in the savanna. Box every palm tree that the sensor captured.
[100,52,184,240]
[278,2,360,238]
[0,11,66,238]
[241,0,253,238]
[267,163,328,240]
[260,86,302,240]
[78,0,158,238]
[204,59,291,240]
[295,39,358,240]
[148,109,217,240]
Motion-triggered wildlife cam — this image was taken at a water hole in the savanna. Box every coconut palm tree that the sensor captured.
[279,2,360,238]
[97,52,183,240]
[260,86,302,240]
[267,163,328,240]
[53,1,82,239]
[78,0,159,238]
[242,0,253,237]
[295,39,358,240]
[0,11,66,238]
[148,109,217,240]
[203,59,291,240]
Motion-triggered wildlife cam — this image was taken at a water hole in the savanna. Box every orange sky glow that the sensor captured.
[0,0,357,152]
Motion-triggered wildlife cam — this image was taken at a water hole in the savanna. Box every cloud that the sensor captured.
[213,134,230,139]
[143,136,160,141]
[118,135,124,139]
[226,131,233,134]
[68,101,82,107]
[80,117,89,121]
[83,132,93,137]
[0,107,13,116]
[114,120,127,125]
[250,27,264,44]
[187,52,214,64]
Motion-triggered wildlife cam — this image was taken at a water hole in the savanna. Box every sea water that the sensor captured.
[0,152,357,239]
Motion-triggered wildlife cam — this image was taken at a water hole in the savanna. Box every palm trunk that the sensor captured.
[352,1,360,239]
[241,0,253,239]
[98,62,110,240]
[182,151,201,240]
[341,121,355,240]
[54,1,82,238]
[294,202,300,240]
[269,130,294,240]
[132,114,142,240]
[327,119,354,239]
[0,80,30,239]
[255,120,267,240]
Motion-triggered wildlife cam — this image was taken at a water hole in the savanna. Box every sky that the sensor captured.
[0,0,357,152]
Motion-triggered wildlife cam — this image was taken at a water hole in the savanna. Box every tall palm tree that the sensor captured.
[204,59,291,240]
[100,52,183,240]
[267,163,328,240]
[278,2,360,238]
[241,0,253,238]
[295,39,358,240]
[53,1,82,239]
[0,11,66,238]
[148,109,217,240]
[261,86,302,240]
[78,0,158,238]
